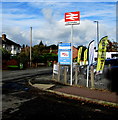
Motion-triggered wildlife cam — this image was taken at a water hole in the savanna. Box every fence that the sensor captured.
[52,63,111,91]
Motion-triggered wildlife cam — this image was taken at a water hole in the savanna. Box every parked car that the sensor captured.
[83,58,118,80]
[104,59,118,93]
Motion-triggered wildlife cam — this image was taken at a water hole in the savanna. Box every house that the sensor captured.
[0,34,21,55]
[73,46,78,59]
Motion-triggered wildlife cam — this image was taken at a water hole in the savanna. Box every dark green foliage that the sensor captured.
[1,48,11,60]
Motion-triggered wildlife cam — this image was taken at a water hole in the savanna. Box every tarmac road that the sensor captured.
[2,70,118,120]
[2,67,53,82]
[2,90,118,120]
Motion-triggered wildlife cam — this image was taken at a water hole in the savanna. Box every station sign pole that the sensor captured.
[70,24,73,85]
[65,11,80,85]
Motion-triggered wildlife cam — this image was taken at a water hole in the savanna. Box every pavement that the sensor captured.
[29,79,118,108]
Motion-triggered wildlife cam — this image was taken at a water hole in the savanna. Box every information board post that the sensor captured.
[58,43,71,84]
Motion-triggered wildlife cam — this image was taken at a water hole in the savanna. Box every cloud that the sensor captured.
[2,17,116,47]
[41,8,55,25]
[42,8,53,20]
[2,0,117,2]
[1,2,116,47]
[2,27,30,46]
[31,19,116,47]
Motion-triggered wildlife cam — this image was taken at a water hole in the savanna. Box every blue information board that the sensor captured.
[58,43,71,65]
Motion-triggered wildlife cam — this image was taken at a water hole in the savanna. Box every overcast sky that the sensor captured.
[1,0,117,47]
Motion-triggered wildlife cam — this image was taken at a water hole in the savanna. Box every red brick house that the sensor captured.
[73,46,78,59]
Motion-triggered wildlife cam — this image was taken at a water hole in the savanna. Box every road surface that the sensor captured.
[2,67,52,82]
[2,68,118,120]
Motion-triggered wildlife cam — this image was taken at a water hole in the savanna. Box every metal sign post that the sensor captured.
[70,24,73,85]
[65,11,80,85]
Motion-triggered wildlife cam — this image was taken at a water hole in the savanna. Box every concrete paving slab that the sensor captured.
[33,84,55,90]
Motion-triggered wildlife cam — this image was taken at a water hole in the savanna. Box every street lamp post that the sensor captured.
[94,21,99,50]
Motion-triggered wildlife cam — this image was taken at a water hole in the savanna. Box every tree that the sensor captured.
[1,48,11,60]
[17,52,29,68]
[49,44,58,49]
[107,40,112,52]
[22,44,25,48]
[44,53,58,62]
[22,41,58,67]
[33,41,46,55]
[107,40,118,52]
[39,40,44,46]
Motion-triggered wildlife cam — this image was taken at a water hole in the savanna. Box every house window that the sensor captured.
[14,46,16,50]
[3,44,5,48]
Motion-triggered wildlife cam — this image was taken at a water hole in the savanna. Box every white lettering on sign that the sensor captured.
[59,46,71,50]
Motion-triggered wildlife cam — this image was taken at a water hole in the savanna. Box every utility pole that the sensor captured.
[30,27,32,67]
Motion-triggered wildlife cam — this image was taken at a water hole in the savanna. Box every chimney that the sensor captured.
[2,34,6,40]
